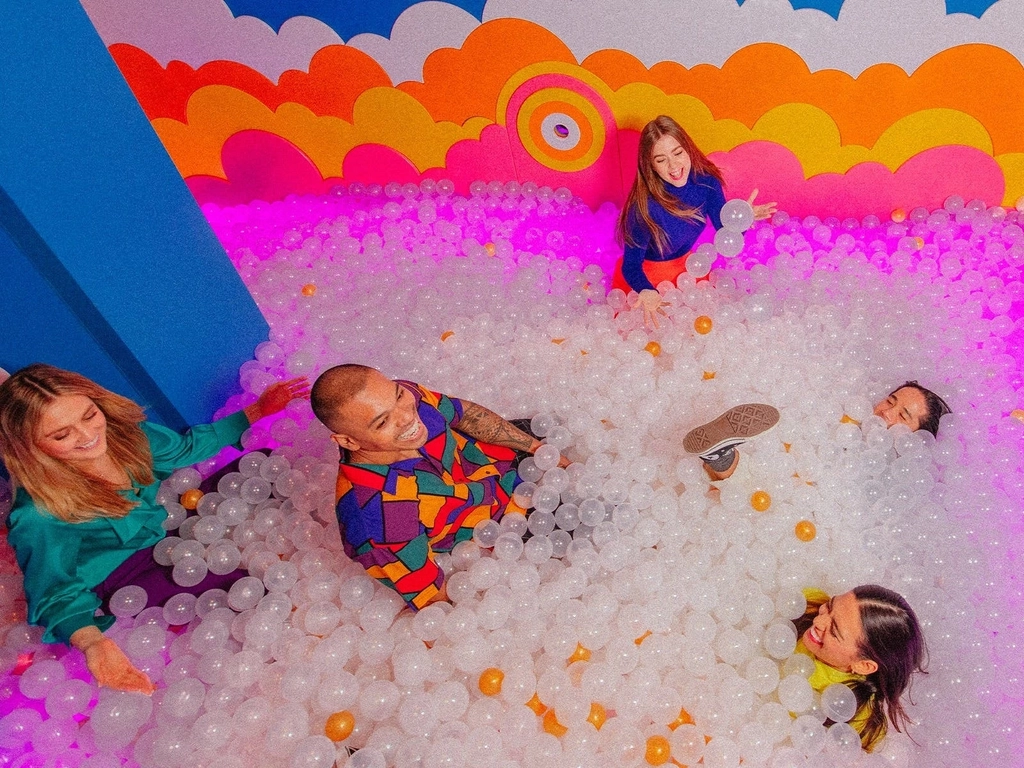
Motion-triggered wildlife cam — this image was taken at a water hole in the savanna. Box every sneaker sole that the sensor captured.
[683,404,780,455]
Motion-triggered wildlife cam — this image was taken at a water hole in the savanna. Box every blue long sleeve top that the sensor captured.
[6,412,249,644]
[621,171,726,292]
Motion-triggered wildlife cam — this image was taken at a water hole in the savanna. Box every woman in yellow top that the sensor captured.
[793,585,926,751]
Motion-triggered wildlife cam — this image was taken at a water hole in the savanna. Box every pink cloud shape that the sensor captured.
[342,144,421,185]
[187,130,337,206]
[187,130,1006,222]
[711,141,1005,218]
[423,124,518,194]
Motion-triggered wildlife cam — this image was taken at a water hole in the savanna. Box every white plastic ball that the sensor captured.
[820,682,858,722]
[109,585,149,617]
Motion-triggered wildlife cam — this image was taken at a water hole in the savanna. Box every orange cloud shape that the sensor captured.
[109,43,391,123]
[582,42,1024,155]
[395,18,576,125]
[107,18,1024,206]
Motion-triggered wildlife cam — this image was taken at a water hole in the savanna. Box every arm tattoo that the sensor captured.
[458,402,535,451]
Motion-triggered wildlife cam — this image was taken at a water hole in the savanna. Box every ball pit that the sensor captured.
[0,179,1022,767]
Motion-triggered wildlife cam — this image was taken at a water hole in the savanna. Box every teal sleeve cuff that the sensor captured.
[47,612,115,646]
[216,410,251,450]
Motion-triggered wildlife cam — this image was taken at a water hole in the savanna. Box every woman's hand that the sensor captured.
[748,189,777,221]
[244,377,311,424]
[637,289,668,330]
[71,626,156,694]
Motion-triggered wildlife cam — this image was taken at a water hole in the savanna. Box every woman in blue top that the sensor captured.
[614,115,775,325]
[0,364,308,693]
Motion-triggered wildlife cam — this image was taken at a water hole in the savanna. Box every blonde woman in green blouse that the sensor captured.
[0,364,308,692]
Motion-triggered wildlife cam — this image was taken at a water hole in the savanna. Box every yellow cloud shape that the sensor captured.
[606,83,997,180]
[606,83,752,151]
[154,85,488,179]
[868,109,993,170]
[752,106,992,177]
[995,153,1024,208]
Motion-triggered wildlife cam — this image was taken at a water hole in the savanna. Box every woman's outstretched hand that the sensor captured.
[748,189,777,221]
[245,377,312,423]
[72,626,156,694]
[637,289,668,330]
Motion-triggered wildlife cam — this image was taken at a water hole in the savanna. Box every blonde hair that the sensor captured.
[0,364,153,522]
[616,115,725,256]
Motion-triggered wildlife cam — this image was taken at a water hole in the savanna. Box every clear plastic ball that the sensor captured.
[109,585,149,617]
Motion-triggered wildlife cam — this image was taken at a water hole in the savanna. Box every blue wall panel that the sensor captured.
[0,1,268,428]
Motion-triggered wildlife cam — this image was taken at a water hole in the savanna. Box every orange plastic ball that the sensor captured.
[542,709,568,737]
[180,488,204,510]
[891,208,907,223]
[913,236,924,250]
[644,341,662,357]
[478,668,504,696]
[567,643,591,664]
[667,706,694,730]
[324,710,355,741]
[645,735,672,766]
[587,702,607,730]
[301,283,317,296]
[750,490,772,512]
[526,692,547,716]
[484,242,497,256]
[795,520,817,542]
[694,315,713,334]
[1011,409,1024,424]
[440,330,454,341]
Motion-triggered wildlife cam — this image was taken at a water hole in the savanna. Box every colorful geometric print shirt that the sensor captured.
[334,381,522,610]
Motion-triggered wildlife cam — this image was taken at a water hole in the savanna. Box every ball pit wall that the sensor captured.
[74,1,1024,214]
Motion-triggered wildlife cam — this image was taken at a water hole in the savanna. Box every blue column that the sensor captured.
[0,1,268,429]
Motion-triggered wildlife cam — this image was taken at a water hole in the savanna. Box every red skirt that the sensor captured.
[611,253,690,294]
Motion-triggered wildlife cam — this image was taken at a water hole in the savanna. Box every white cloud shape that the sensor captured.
[79,0,344,82]
[346,2,480,84]
[79,0,1024,86]
[482,0,1024,76]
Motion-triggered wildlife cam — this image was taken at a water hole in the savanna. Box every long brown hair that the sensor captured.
[616,115,725,256]
[795,585,926,752]
[0,364,153,522]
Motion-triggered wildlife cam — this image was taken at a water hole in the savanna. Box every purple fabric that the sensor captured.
[95,545,245,621]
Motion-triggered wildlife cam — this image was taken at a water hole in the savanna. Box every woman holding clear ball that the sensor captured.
[614,115,776,327]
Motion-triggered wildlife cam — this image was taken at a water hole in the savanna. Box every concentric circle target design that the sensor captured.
[510,78,609,173]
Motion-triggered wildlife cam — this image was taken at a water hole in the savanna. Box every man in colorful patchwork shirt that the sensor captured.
[311,364,543,610]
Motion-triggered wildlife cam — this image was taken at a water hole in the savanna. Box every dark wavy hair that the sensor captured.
[890,381,952,437]
[795,585,927,752]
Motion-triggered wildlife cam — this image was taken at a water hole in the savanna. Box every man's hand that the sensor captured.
[71,626,156,694]
[244,377,311,424]
[426,582,449,607]
[529,439,571,468]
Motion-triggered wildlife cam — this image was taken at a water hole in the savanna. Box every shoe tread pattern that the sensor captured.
[683,404,780,454]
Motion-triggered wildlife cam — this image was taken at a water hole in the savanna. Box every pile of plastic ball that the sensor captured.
[0,178,1021,768]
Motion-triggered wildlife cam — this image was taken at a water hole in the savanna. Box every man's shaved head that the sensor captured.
[311,364,376,432]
